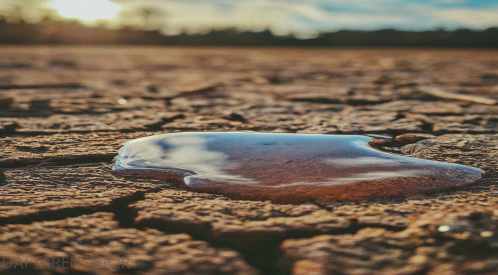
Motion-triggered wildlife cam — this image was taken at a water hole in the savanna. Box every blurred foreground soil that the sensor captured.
[1,46,498,275]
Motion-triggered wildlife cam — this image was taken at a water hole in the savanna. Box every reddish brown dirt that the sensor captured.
[1,47,498,275]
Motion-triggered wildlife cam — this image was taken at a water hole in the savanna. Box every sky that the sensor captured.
[1,0,498,37]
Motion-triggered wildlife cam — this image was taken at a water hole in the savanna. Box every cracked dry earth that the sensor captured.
[1,47,498,275]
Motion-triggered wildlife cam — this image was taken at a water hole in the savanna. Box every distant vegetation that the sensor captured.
[0,20,497,47]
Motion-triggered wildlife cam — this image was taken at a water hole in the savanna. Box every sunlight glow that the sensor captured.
[46,0,122,22]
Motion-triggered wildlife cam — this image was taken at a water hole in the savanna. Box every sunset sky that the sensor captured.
[1,0,497,37]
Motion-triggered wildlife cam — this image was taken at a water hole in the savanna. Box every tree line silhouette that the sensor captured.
[0,19,497,47]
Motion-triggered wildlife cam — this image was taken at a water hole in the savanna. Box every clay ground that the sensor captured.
[1,46,498,275]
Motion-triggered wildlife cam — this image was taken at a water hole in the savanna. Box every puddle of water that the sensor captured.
[112,132,483,203]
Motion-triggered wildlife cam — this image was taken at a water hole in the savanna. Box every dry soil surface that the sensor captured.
[1,47,498,275]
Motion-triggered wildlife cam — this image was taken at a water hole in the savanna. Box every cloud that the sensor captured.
[127,0,498,35]
[437,0,466,4]
[434,8,498,28]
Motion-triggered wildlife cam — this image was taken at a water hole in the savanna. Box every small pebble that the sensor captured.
[438,225,450,232]
[396,133,436,144]
[480,231,494,237]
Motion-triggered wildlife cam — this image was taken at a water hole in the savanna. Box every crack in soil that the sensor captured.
[0,83,86,90]
[0,191,146,226]
[0,154,117,169]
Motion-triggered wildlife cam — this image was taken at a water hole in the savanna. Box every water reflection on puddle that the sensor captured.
[112,132,483,203]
